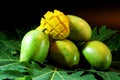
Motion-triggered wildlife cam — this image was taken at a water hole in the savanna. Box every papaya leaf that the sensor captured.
[97,71,120,80]
[0,31,20,40]
[0,32,7,40]
[30,66,96,80]
[0,61,33,79]
[15,28,27,40]
[0,61,30,73]
[105,33,120,52]
[0,40,21,60]
[0,59,17,66]
[0,70,24,80]
[82,69,120,80]
[91,25,118,41]
[15,75,32,80]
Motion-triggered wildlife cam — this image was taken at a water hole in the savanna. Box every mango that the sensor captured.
[36,9,70,40]
[82,40,112,70]
[49,39,80,68]
[67,15,92,42]
[20,29,50,63]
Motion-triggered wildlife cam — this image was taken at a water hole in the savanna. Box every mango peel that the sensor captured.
[67,15,92,42]
[82,40,112,70]
[20,29,50,63]
[49,39,80,68]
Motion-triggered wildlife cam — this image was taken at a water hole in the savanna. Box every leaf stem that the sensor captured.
[56,70,65,80]
[51,68,57,80]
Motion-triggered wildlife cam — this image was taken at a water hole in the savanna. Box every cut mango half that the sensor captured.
[36,9,70,39]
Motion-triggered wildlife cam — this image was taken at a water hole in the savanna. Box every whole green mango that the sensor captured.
[20,29,50,63]
[49,39,80,68]
[82,40,112,70]
[67,15,92,42]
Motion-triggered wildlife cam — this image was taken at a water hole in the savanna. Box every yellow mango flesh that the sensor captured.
[36,9,70,40]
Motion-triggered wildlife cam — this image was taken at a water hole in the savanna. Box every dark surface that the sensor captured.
[0,1,120,32]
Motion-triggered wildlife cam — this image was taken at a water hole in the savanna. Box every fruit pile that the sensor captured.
[19,9,112,70]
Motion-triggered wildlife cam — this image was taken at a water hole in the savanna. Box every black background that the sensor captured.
[0,0,120,32]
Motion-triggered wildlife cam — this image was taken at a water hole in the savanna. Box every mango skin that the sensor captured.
[20,30,50,63]
[49,39,80,68]
[67,15,92,42]
[82,41,112,70]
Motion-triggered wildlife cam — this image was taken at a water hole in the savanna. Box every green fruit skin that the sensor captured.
[49,39,80,68]
[67,15,92,42]
[20,30,50,63]
[82,41,112,70]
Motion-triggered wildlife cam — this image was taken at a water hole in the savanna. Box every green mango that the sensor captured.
[82,40,112,70]
[20,29,50,63]
[67,15,92,42]
[49,39,80,68]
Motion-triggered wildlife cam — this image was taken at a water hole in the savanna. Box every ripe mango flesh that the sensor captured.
[67,15,92,42]
[49,39,80,68]
[82,40,112,70]
[36,9,70,40]
[20,30,50,63]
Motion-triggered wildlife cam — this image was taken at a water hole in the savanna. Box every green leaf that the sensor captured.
[0,61,32,79]
[0,70,24,80]
[15,75,32,80]
[0,31,20,40]
[30,66,96,80]
[15,29,26,40]
[0,32,7,40]
[91,25,118,41]
[0,59,17,66]
[105,34,120,52]
[29,66,55,80]
[0,60,30,73]
[97,71,120,80]
[0,40,20,60]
